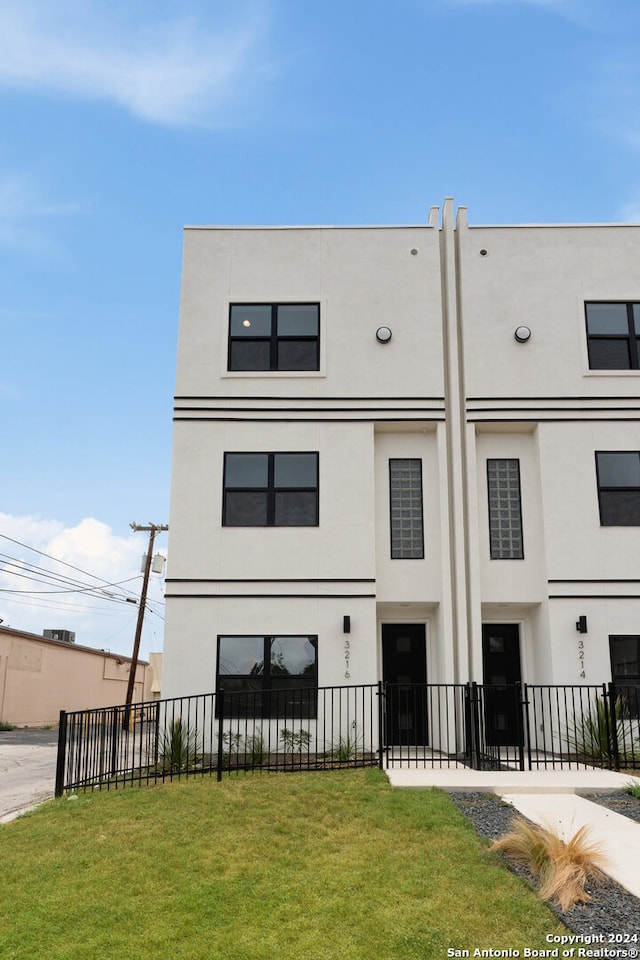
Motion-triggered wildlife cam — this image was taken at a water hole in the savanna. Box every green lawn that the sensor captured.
[0,770,566,959]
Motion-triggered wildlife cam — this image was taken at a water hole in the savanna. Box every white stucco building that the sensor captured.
[162,198,640,746]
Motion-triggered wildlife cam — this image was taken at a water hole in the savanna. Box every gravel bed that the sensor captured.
[579,791,640,825]
[447,792,640,937]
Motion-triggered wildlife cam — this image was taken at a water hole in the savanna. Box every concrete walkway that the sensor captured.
[385,765,640,899]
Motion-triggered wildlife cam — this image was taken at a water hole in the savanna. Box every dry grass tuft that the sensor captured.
[490,817,608,912]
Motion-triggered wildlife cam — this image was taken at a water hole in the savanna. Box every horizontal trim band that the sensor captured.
[165,593,378,599]
[174,416,447,424]
[468,417,640,423]
[166,578,376,584]
[549,594,640,600]
[468,395,640,402]
[548,579,640,584]
[175,395,445,402]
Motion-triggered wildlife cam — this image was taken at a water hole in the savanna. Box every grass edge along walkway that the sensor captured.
[0,769,567,960]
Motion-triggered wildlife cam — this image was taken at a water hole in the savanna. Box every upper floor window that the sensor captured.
[228,304,320,371]
[596,452,640,525]
[487,459,524,559]
[223,452,319,526]
[585,302,640,370]
[389,458,424,559]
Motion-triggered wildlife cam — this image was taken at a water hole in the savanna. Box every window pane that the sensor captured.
[487,459,524,559]
[225,491,268,525]
[267,681,317,720]
[218,637,265,675]
[276,305,319,336]
[229,340,271,370]
[225,454,269,487]
[277,340,319,370]
[271,636,317,676]
[587,339,631,370]
[389,459,424,559]
[597,452,640,487]
[634,305,640,334]
[274,491,318,525]
[586,303,629,334]
[230,305,272,337]
[274,453,317,487]
[599,490,640,525]
[610,636,640,676]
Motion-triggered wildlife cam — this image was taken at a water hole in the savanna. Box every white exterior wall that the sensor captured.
[164,204,640,703]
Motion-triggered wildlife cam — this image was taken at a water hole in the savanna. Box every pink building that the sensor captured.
[0,626,157,727]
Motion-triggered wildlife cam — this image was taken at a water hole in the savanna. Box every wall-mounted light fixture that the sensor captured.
[343,615,351,634]
[514,325,532,343]
[376,326,392,343]
[576,615,587,634]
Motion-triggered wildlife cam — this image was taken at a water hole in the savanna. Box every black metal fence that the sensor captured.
[55,683,381,796]
[55,680,640,796]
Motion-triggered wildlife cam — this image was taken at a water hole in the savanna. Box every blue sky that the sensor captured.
[1,0,639,658]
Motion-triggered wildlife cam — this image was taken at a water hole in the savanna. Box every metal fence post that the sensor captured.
[516,682,525,771]
[377,681,384,769]
[216,690,225,782]
[607,682,620,771]
[54,710,68,798]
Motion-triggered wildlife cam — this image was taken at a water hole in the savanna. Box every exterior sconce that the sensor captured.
[514,326,532,343]
[343,615,351,633]
[576,616,587,634]
[376,326,392,343]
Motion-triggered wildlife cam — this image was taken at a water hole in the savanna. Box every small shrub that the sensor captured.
[0,721,16,731]
[221,731,243,766]
[329,726,363,762]
[566,696,639,764]
[624,780,640,800]
[280,728,311,755]
[157,719,201,772]
[246,733,266,765]
[490,817,607,912]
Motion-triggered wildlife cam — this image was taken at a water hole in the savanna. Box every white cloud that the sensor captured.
[0,1,270,126]
[0,513,166,658]
[0,172,85,255]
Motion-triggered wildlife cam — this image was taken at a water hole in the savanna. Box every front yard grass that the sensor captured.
[0,769,566,959]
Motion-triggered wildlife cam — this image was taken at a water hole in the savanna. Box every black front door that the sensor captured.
[382,624,427,744]
[482,623,522,747]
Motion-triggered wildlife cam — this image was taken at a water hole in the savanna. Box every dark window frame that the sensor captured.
[585,302,640,370]
[388,458,425,559]
[609,635,640,720]
[595,451,640,526]
[222,452,319,527]
[487,458,525,560]
[228,303,320,372]
[216,635,318,718]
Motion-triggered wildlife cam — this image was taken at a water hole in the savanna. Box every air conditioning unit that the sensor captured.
[43,629,76,644]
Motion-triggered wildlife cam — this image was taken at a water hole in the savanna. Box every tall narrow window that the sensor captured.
[389,459,424,559]
[487,459,524,559]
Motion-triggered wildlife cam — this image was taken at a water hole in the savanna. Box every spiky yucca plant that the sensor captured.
[157,719,201,772]
[490,817,607,912]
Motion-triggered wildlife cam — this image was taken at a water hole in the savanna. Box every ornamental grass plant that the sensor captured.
[490,817,607,912]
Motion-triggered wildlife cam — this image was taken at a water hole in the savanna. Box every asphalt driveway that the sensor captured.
[0,728,59,822]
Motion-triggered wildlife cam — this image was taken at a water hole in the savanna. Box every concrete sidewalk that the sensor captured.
[0,732,58,823]
[385,766,640,899]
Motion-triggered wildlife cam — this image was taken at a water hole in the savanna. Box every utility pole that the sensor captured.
[124,522,168,726]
